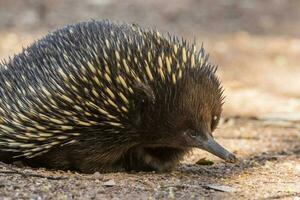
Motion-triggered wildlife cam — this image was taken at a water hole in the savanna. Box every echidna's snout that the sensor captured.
[196,135,237,163]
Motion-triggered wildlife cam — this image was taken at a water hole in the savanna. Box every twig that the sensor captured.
[0,169,68,180]
[0,162,68,180]
[0,170,68,180]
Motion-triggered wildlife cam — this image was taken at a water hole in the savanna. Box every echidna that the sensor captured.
[0,20,236,173]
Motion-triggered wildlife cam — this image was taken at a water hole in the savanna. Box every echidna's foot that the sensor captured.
[123,146,188,172]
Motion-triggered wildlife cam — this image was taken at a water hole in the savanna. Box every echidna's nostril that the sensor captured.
[225,153,237,163]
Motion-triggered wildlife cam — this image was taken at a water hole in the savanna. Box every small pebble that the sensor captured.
[102,180,116,187]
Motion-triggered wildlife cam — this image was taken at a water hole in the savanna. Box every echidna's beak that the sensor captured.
[197,135,237,163]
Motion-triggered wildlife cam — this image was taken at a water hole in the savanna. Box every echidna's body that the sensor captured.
[0,20,236,173]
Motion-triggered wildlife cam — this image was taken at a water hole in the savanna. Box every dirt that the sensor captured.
[0,0,300,199]
[0,119,299,199]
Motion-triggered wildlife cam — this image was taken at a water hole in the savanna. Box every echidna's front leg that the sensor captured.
[123,146,187,172]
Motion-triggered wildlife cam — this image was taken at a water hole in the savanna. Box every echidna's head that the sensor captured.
[131,65,236,163]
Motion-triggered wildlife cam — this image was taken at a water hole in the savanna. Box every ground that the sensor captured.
[0,0,300,199]
[1,119,299,199]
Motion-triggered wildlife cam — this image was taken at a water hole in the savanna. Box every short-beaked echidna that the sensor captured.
[0,20,236,173]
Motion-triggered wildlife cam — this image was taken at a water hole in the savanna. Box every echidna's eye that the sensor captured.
[183,129,197,138]
[189,129,197,138]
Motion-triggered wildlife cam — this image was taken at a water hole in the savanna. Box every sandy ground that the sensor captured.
[0,0,300,199]
[0,119,299,199]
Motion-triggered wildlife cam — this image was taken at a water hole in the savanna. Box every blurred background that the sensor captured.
[0,1,299,198]
[0,0,300,117]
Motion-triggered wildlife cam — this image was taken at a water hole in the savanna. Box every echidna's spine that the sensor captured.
[0,20,212,158]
